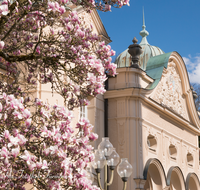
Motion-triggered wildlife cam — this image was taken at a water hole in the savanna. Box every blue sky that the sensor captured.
[98,0,200,84]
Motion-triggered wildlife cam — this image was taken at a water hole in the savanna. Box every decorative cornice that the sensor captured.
[116,67,154,83]
[90,10,111,44]
[104,88,149,99]
[104,87,200,135]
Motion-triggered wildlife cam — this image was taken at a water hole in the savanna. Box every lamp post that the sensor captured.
[92,137,132,190]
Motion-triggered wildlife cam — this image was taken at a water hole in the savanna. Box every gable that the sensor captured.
[151,61,188,120]
[149,52,200,130]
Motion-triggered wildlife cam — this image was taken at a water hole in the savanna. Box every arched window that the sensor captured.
[187,153,193,167]
[147,135,157,151]
[169,144,177,160]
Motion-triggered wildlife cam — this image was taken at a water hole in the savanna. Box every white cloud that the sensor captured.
[183,55,200,84]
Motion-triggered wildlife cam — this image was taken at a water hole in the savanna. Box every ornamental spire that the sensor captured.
[143,7,145,27]
[139,7,149,45]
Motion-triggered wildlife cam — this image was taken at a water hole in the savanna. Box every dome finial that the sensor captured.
[140,7,149,45]
[142,7,145,29]
[128,37,142,68]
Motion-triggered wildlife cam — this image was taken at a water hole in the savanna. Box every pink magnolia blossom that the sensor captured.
[0,0,129,188]
[8,136,19,146]
[4,130,9,139]
[41,160,48,169]
[17,134,27,145]
[0,4,8,15]
[25,118,32,127]
[27,161,36,171]
[48,2,56,11]
[15,6,18,13]
[0,41,4,50]
[59,6,65,14]
[89,132,98,141]
[4,157,9,165]
[11,147,20,158]
[1,147,8,158]
[20,150,31,162]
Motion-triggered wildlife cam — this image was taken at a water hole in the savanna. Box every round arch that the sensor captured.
[186,173,200,190]
[144,172,153,190]
[143,158,167,190]
[166,166,185,190]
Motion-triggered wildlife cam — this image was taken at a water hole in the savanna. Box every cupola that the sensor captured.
[115,10,164,70]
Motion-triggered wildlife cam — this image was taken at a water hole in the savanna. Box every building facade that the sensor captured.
[37,9,200,190]
[103,17,200,190]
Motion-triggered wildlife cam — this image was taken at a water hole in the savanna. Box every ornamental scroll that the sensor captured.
[152,61,187,119]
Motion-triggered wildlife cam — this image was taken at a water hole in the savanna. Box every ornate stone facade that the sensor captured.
[152,61,187,119]
[105,51,200,190]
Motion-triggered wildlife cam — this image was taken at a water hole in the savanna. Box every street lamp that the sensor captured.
[92,137,132,190]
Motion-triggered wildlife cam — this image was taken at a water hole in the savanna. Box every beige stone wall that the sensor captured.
[106,95,200,190]
[107,96,142,190]
[142,102,199,178]
[88,94,105,149]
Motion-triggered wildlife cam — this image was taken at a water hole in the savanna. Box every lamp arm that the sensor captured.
[107,169,114,186]
[122,181,127,190]
[104,162,107,190]
[97,173,104,190]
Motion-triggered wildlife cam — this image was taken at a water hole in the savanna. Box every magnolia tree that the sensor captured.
[0,0,129,109]
[0,0,129,189]
[0,94,99,189]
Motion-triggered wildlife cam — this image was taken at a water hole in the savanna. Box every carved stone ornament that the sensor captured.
[187,146,193,154]
[169,137,176,147]
[148,126,156,137]
[152,61,187,118]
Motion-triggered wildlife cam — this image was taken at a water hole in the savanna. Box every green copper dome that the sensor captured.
[115,12,164,71]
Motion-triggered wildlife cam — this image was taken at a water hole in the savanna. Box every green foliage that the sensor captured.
[192,83,200,112]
